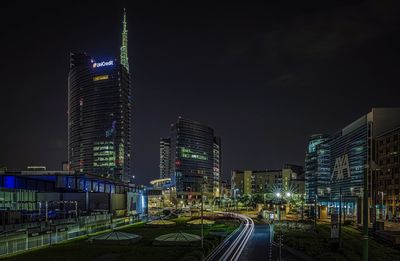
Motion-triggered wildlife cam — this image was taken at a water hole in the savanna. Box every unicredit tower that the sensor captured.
[68,10,131,182]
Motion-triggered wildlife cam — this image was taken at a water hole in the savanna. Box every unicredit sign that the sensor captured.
[92,60,114,68]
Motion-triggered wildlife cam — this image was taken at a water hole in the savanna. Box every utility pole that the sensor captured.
[363,165,369,261]
[276,192,282,261]
[314,195,318,231]
[339,188,342,249]
[201,180,204,250]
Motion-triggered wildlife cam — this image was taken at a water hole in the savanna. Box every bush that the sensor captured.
[163,209,171,216]
[343,220,354,226]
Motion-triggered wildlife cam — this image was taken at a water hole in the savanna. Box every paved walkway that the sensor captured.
[238,223,301,261]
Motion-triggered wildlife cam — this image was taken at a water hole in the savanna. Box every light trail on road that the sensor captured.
[204,213,254,261]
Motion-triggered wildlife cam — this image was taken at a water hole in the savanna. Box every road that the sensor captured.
[204,213,254,261]
[206,214,301,261]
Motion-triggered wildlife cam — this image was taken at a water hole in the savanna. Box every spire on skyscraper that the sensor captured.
[120,8,129,72]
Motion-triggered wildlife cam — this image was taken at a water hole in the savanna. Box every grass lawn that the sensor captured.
[275,222,400,261]
[3,218,239,261]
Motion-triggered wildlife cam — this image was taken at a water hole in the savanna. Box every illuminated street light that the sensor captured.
[286,192,291,197]
[276,192,281,198]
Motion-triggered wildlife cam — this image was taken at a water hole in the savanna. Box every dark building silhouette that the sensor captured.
[168,117,220,203]
[68,11,131,181]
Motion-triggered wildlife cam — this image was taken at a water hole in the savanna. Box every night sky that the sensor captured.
[1,1,400,185]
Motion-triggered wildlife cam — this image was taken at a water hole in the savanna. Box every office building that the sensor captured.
[220,180,231,198]
[213,136,222,197]
[169,117,219,203]
[231,169,280,195]
[374,126,400,220]
[231,167,304,197]
[304,134,330,202]
[283,164,305,196]
[305,108,400,222]
[68,11,131,182]
[159,138,171,179]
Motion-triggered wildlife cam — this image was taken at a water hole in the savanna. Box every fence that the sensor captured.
[0,214,136,257]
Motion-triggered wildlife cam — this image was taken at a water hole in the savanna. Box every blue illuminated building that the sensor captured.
[307,108,400,223]
[0,170,145,218]
[305,134,330,203]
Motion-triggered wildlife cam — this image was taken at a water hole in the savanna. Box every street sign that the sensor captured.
[331,213,339,238]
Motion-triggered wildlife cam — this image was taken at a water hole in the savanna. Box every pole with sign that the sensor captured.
[331,213,339,238]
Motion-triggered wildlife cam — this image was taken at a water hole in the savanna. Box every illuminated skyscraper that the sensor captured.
[68,11,131,181]
[120,8,129,72]
[213,137,221,197]
[159,138,170,179]
[304,134,330,202]
[169,117,220,202]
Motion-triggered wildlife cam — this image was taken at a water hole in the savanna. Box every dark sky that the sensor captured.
[1,1,400,185]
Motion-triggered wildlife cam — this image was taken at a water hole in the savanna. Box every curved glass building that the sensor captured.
[305,134,330,202]
[68,11,131,182]
[68,53,131,181]
[169,118,218,202]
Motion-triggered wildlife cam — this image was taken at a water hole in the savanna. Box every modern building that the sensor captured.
[374,126,400,220]
[306,108,400,222]
[304,134,330,203]
[159,138,171,179]
[282,164,305,196]
[0,170,146,225]
[328,108,400,222]
[168,117,219,203]
[220,180,231,199]
[147,178,175,209]
[0,168,147,257]
[231,169,281,196]
[213,136,222,197]
[68,11,131,182]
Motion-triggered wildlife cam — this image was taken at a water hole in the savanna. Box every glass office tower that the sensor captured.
[305,134,330,202]
[68,11,131,182]
[68,53,131,182]
[159,138,171,179]
[169,117,216,203]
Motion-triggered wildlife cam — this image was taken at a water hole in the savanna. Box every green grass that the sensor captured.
[275,223,400,261]
[2,218,239,261]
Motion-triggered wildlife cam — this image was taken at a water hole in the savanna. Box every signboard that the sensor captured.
[93,75,109,81]
[92,60,114,68]
[331,154,351,181]
[331,213,339,238]
[127,192,138,213]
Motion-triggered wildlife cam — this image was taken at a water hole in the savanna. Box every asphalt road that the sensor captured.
[239,222,302,261]
[205,213,254,261]
[206,215,302,261]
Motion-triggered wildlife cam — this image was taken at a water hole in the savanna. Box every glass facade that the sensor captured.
[169,118,216,201]
[159,138,171,179]
[305,134,330,202]
[68,53,131,181]
[213,137,221,197]
[329,119,369,198]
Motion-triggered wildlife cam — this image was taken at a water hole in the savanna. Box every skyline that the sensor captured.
[1,1,400,185]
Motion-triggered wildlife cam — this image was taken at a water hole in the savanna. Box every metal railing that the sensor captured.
[0,214,137,257]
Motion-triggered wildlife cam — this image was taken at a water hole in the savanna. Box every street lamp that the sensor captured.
[234,188,239,213]
[275,192,283,261]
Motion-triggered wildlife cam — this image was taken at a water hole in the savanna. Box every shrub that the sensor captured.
[343,220,354,226]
